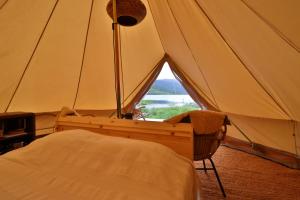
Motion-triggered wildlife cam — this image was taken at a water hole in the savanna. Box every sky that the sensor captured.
[157,62,175,80]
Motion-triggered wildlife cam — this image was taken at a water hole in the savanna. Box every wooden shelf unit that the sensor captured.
[0,112,35,153]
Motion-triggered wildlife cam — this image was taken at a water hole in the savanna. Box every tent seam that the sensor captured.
[170,70,205,109]
[240,0,300,53]
[292,120,299,156]
[4,0,60,112]
[148,0,217,108]
[241,1,300,151]
[194,0,292,120]
[195,0,296,148]
[165,0,220,110]
[166,55,218,110]
[122,55,166,104]
[173,62,218,109]
[73,0,95,109]
[230,120,254,144]
[146,0,167,53]
[0,0,9,10]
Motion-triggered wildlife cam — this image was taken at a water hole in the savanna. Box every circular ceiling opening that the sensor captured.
[118,16,138,26]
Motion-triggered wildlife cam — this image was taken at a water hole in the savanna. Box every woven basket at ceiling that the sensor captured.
[106,0,147,26]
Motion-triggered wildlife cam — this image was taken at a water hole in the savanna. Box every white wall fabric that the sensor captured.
[197,0,300,121]
[0,0,299,154]
[72,0,117,110]
[75,0,164,110]
[0,0,164,112]
[243,0,300,51]
[0,0,58,112]
[7,0,92,112]
[296,122,300,156]
[148,0,217,108]
[0,0,7,8]
[227,114,296,154]
[149,0,289,120]
[147,0,299,154]
[119,0,164,106]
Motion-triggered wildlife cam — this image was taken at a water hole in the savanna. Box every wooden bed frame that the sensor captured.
[56,116,194,160]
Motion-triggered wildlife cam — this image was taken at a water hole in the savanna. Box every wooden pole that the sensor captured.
[112,0,122,118]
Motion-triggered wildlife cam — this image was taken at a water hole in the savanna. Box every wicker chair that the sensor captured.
[164,110,230,197]
[190,111,229,197]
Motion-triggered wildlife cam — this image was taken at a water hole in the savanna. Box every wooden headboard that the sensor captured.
[56,116,194,160]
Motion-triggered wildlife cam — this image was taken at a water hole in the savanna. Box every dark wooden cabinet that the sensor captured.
[0,112,35,153]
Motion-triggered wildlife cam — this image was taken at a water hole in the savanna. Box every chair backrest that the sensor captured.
[164,110,230,160]
[189,110,229,161]
[194,130,224,160]
[189,110,226,134]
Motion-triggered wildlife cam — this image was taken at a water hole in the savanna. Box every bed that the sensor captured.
[0,129,199,200]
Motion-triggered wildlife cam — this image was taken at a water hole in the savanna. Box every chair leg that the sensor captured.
[209,158,226,197]
[202,160,207,173]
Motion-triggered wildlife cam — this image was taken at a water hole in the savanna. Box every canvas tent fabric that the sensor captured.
[0,0,299,156]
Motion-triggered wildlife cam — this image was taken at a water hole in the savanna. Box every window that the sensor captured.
[136,62,201,121]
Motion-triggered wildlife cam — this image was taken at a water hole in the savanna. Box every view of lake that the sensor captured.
[141,95,199,109]
[143,95,195,103]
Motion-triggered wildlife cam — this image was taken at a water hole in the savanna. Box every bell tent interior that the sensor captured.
[0,0,300,199]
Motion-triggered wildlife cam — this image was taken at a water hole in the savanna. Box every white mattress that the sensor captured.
[0,129,198,200]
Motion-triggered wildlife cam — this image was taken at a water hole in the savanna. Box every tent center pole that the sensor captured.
[113,0,122,118]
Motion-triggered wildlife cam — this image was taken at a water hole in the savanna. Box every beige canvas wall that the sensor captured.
[227,114,298,154]
[0,0,8,8]
[296,122,300,156]
[1,0,164,112]
[243,0,300,51]
[148,0,299,154]
[148,0,290,120]
[197,0,300,121]
[0,0,58,112]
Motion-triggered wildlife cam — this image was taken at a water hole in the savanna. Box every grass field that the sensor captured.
[140,103,199,119]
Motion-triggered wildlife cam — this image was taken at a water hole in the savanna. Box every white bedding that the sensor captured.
[0,129,198,200]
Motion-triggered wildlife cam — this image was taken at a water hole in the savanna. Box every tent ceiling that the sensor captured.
[243,0,300,51]
[0,0,163,112]
[197,0,300,120]
[149,0,293,120]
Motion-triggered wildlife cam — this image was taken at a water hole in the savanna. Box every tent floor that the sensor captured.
[195,146,300,200]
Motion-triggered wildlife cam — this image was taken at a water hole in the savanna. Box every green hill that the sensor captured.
[148,79,188,95]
